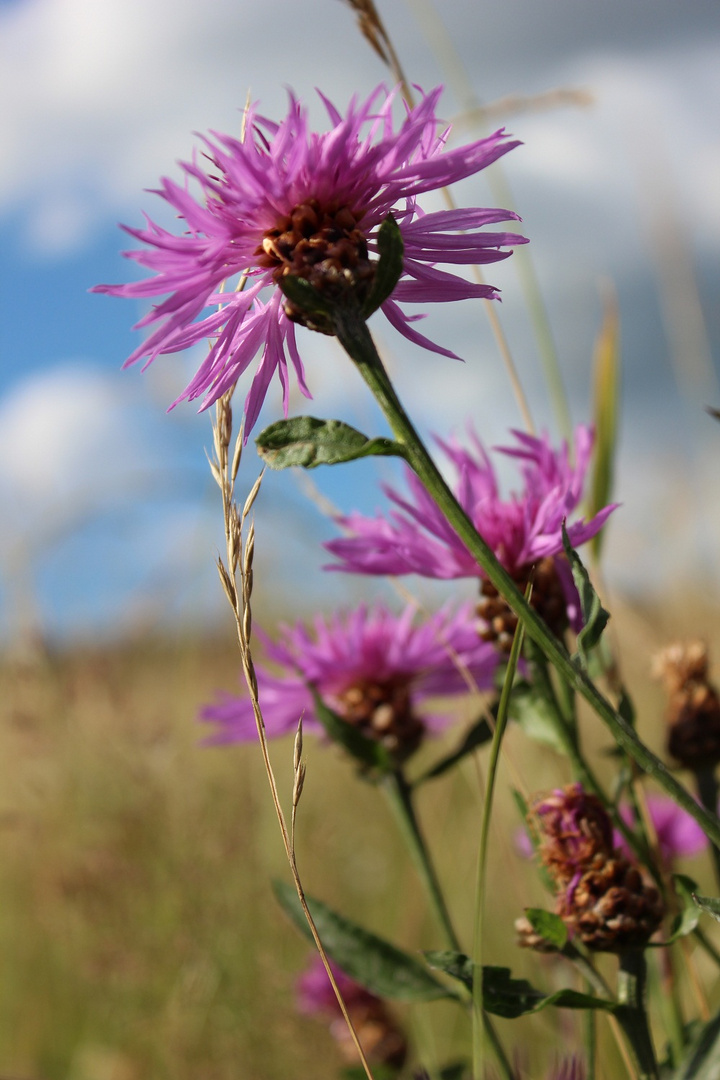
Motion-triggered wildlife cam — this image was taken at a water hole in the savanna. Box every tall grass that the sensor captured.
[2,587,718,1077]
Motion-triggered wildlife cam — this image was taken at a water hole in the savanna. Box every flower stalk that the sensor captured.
[332,300,720,856]
[615,950,659,1080]
[381,768,461,953]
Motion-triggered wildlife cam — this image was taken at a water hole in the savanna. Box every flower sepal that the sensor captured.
[309,686,396,773]
[361,213,405,319]
[255,415,406,470]
[561,524,610,671]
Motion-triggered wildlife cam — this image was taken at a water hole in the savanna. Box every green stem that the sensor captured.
[381,769,461,952]
[473,603,526,1080]
[332,308,720,855]
[696,768,720,890]
[615,951,659,1080]
[694,924,720,969]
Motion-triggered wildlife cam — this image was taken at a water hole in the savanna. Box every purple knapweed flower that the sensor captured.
[93,85,526,434]
[326,425,616,645]
[200,602,498,760]
[615,794,708,866]
[297,955,407,1069]
[296,955,374,1017]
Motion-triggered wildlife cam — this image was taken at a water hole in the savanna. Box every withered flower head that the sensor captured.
[558,857,664,952]
[531,783,614,888]
[653,640,720,771]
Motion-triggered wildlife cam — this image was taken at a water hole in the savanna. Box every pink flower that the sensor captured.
[94,85,526,434]
[296,955,375,1018]
[200,602,497,758]
[615,794,708,865]
[326,425,615,582]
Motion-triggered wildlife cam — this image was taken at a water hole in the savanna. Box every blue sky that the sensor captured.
[1,0,719,642]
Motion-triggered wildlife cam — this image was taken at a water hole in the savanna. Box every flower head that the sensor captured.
[200,601,498,760]
[530,783,664,952]
[94,85,526,434]
[326,425,616,644]
[615,794,708,866]
[297,955,407,1069]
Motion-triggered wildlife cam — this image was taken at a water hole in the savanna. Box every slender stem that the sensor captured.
[481,1014,516,1080]
[585,1009,597,1080]
[381,769,461,952]
[616,951,659,1080]
[332,308,720,855]
[696,768,720,890]
[473,606,526,1080]
[693,924,720,969]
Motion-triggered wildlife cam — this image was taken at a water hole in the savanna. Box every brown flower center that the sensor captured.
[257,198,375,333]
[336,677,424,760]
[478,555,570,652]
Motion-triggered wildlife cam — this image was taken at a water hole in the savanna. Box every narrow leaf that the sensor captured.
[362,214,405,317]
[663,874,701,943]
[256,416,405,470]
[424,950,474,991]
[589,284,620,559]
[508,680,570,755]
[423,956,617,1017]
[562,524,610,669]
[524,908,568,950]
[693,892,720,924]
[675,1007,720,1079]
[273,881,454,1002]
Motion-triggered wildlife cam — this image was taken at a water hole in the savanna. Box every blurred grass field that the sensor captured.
[2,587,720,1079]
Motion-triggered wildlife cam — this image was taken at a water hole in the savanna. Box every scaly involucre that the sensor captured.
[94,85,526,432]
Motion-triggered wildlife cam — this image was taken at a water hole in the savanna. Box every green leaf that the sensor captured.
[481,966,548,1018]
[362,214,405,317]
[562,524,610,669]
[424,950,474,991]
[692,892,720,924]
[414,714,493,784]
[663,875,701,943]
[423,955,617,1018]
[309,688,394,772]
[273,881,454,1002]
[508,680,570,755]
[674,1007,720,1079]
[524,908,568,950]
[588,286,620,560]
[255,416,405,470]
[277,273,334,320]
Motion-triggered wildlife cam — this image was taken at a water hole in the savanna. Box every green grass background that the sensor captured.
[2,590,719,1079]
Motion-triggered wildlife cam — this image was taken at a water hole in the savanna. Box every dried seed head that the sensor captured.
[531,783,614,888]
[654,641,720,771]
[653,640,709,693]
[558,856,664,952]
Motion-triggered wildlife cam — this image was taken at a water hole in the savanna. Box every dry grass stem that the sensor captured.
[454,87,594,128]
[209,393,376,1080]
[342,0,412,102]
